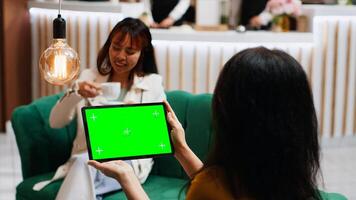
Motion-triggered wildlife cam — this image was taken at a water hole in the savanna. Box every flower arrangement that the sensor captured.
[266,0,302,17]
[265,0,302,31]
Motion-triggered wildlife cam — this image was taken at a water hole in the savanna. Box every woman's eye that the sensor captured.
[126,49,136,55]
[112,45,121,51]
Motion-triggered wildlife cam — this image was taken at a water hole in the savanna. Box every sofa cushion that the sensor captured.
[16,172,60,200]
[16,172,346,200]
[103,175,187,200]
[16,173,186,200]
[319,190,348,200]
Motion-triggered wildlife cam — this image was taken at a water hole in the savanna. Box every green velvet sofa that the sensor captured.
[11,91,212,200]
[11,90,347,200]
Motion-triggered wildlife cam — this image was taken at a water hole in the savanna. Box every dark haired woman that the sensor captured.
[89,47,335,200]
[33,18,165,200]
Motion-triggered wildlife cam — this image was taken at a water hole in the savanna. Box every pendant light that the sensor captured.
[39,0,80,86]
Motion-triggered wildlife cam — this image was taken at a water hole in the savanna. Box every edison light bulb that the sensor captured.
[39,14,80,86]
[39,39,79,85]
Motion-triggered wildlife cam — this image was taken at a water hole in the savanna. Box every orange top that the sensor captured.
[186,167,235,200]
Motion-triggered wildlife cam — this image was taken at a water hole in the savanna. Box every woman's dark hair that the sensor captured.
[206,47,321,200]
[97,17,158,77]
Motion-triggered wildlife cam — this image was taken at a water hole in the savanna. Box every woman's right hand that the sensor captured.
[77,81,101,98]
[163,100,188,155]
[249,16,263,28]
[164,100,204,178]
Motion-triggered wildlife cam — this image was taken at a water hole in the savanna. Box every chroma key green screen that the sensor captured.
[82,103,173,161]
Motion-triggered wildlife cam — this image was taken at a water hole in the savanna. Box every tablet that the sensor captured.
[81,102,174,162]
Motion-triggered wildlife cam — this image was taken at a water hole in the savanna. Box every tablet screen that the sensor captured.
[81,103,173,162]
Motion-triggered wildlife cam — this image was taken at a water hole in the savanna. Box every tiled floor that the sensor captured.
[0,121,355,200]
[0,122,22,200]
[319,137,356,199]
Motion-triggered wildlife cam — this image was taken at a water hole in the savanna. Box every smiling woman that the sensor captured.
[97,18,158,87]
[31,17,167,200]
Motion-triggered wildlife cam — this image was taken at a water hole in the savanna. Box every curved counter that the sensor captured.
[29,1,144,16]
[29,1,356,139]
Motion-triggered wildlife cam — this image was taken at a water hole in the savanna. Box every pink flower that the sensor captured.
[266,0,301,17]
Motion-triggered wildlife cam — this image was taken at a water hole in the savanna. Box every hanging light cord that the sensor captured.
[58,0,62,15]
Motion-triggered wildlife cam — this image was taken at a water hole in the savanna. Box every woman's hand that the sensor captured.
[88,160,149,200]
[163,100,188,155]
[164,100,204,178]
[88,160,134,182]
[150,22,159,28]
[249,16,263,28]
[158,17,174,28]
[77,81,101,98]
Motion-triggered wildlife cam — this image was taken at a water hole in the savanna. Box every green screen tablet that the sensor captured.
[81,103,174,162]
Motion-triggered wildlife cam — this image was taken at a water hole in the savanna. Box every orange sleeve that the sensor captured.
[186,168,234,200]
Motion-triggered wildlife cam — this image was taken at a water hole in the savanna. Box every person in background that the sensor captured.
[229,0,269,29]
[33,18,165,200]
[89,47,324,200]
[143,0,194,28]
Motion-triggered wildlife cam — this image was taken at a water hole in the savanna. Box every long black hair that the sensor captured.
[204,47,321,200]
[97,17,158,77]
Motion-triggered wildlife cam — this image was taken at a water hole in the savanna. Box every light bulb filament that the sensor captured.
[54,55,67,79]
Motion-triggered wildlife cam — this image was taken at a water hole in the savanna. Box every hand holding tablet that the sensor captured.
[82,103,174,162]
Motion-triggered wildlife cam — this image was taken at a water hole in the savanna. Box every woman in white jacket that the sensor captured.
[33,17,166,200]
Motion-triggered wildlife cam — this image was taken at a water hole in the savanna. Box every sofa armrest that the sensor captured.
[11,94,76,179]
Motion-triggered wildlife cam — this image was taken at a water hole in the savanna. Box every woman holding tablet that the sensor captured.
[90,47,326,200]
[34,18,165,200]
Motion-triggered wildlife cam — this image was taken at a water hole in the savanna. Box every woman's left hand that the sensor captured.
[88,160,150,200]
[88,160,135,182]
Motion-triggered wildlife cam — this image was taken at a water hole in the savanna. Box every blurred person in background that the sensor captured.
[229,0,269,29]
[143,0,195,28]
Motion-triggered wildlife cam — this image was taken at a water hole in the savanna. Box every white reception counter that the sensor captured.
[28,1,356,139]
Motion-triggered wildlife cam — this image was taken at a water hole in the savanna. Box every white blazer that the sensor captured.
[33,68,166,191]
